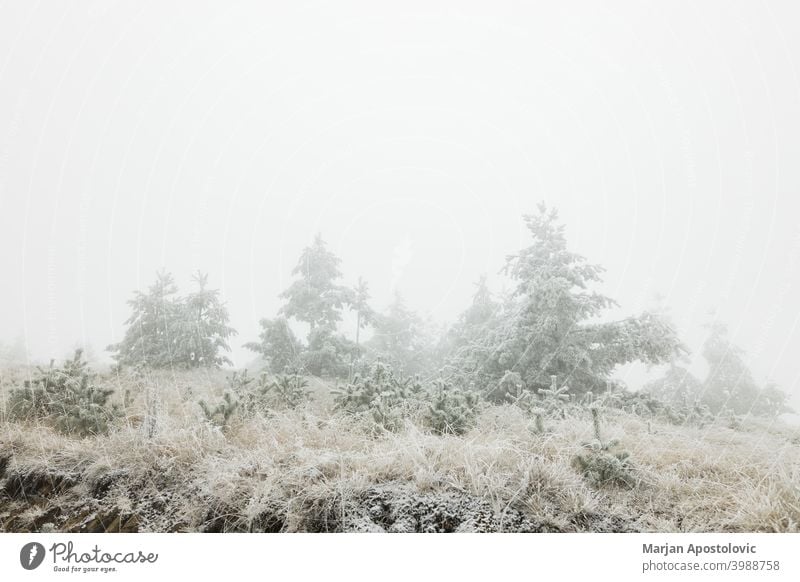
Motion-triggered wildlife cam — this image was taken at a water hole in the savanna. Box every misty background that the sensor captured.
[1,1,799,406]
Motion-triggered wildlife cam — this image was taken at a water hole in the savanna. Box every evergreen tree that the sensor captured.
[241,235,355,379]
[344,276,376,380]
[644,321,792,418]
[450,204,684,398]
[302,325,356,377]
[350,276,375,357]
[176,271,237,367]
[108,271,182,368]
[109,271,236,369]
[7,349,117,437]
[699,321,790,415]
[462,275,494,327]
[757,381,793,417]
[279,234,349,330]
[368,292,434,376]
[643,362,702,406]
[441,275,497,354]
[244,316,302,374]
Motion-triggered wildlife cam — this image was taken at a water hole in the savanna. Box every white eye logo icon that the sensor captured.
[20,542,46,570]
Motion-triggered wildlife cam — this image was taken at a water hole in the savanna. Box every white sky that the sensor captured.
[1,1,800,403]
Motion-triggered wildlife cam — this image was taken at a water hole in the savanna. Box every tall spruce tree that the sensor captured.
[273,235,355,378]
[244,316,302,374]
[350,276,375,357]
[176,271,237,367]
[449,204,685,399]
[109,271,236,369]
[443,275,496,353]
[279,234,349,330]
[108,271,182,368]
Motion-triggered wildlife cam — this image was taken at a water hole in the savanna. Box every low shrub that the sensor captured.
[572,407,636,488]
[572,443,636,489]
[423,379,481,436]
[263,373,310,409]
[199,392,240,430]
[332,361,423,431]
[6,349,117,437]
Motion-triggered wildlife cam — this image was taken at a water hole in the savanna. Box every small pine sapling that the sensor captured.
[594,382,625,409]
[332,362,428,432]
[539,379,570,414]
[225,369,264,416]
[522,376,569,433]
[266,374,310,409]
[720,405,743,430]
[54,376,116,436]
[332,362,405,430]
[199,392,240,431]
[6,349,118,437]
[571,405,636,488]
[423,379,481,436]
[227,369,255,394]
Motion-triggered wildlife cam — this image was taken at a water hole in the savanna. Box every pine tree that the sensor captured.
[444,275,496,350]
[273,235,356,378]
[367,292,434,376]
[109,271,236,369]
[422,378,481,436]
[757,381,792,417]
[450,204,684,398]
[303,325,355,377]
[279,234,349,331]
[244,316,302,374]
[7,349,117,437]
[699,321,792,416]
[108,271,182,368]
[643,363,702,407]
[350,276,375,358]
[439,276,497,374]
[172,271,237,367]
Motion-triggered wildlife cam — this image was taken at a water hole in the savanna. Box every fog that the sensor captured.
[1,1,799,405]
